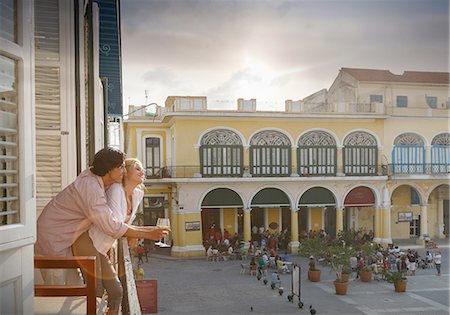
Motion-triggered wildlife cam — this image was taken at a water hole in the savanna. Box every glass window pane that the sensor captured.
[0,0,16,42]
[396,96,408,108]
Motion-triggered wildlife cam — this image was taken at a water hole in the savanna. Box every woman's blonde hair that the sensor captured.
[124,158,145,190]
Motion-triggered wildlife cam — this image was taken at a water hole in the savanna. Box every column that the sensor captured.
[437,198,445,239]
[381,186,392,245]
[420,204,429,239]
[373,206,382,243]
[171,187,179,247]
[425,145,431,173]
[335,207,344,237]
[336,146,343,175]
[289,209,299,253]
[382,206,392,244]
[243,208,251,243]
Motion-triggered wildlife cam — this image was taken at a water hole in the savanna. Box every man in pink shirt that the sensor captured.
[35,148,167,257]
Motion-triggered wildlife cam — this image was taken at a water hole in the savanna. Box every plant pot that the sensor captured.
[360,271,372,283]
[334,280,349,295]
[394,280,407,292]
[308,269,321,282]
[341,273,350,282]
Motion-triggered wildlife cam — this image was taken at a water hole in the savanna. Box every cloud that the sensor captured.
[120,0,449,108]
[142,66,180,87]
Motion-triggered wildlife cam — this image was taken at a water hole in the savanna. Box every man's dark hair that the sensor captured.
[91,147,126,176]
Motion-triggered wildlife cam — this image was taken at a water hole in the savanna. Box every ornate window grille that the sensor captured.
[392,133,425,174]
[200,129,243,177]
[145,137,161,178]
[249,131,291,176]
[298,131,336,176]
[431,133,450,174]
[343,131,378,175]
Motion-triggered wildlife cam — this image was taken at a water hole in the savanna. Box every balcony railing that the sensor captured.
[145,165,391,179]
[386,164,450,176]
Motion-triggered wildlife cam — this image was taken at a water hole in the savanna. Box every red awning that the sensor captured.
[344,187,375,207]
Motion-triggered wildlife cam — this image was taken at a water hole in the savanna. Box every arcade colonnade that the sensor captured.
[165,179,442,256]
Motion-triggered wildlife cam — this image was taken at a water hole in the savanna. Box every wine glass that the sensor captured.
[155,218,170,247]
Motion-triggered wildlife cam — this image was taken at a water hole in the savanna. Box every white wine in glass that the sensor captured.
[156,218,170,247]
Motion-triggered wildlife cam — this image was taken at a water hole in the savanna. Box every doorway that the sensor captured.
[409,215,420,237]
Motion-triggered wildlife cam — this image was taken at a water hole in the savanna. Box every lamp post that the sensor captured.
[123,102,159,117]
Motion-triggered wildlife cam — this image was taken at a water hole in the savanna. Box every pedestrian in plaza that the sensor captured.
[137,244,145,264]
[434,251,442,276]
[36,149,168,315]
[134,264,144,280]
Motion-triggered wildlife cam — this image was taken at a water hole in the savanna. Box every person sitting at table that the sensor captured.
[258,255,268,277]
[249,257,257,276]
[270,270,281,288]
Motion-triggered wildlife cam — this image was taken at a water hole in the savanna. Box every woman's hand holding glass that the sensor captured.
[156,218,171,247]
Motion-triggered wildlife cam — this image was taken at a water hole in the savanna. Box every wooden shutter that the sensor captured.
[34,0,62,211]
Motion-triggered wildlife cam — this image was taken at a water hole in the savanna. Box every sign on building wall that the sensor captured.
[398,212,413,222]
[185,221,201,231]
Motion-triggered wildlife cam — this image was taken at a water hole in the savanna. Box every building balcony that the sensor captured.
[285,100,385,115]
[386,163,450,177]
[144,165,392,180]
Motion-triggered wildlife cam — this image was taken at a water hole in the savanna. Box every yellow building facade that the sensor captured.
[124,68,449,257]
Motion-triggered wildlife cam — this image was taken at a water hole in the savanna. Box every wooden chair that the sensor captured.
[34,256,97,315]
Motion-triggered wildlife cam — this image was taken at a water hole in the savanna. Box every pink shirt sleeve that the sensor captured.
[80,178,129,239]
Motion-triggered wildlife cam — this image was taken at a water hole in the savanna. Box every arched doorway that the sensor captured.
[201,188,244,243]
[250,188,291,243]
[343,187,376,233]
[391,185,422,239]
[298,187,336,236]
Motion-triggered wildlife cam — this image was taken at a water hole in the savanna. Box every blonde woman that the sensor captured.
[73,158,160,315]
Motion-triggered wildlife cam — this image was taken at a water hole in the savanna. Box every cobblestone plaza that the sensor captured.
[142,243,449,315]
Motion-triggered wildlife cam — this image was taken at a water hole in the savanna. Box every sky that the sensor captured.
[120,0,449,111]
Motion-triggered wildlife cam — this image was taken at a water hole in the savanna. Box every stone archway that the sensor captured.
[200,188,244,242]
[250,187,291,239]
[298,187,337,236]
[427,184,450,239]
[391,185,422,239]
[343,186,376,233]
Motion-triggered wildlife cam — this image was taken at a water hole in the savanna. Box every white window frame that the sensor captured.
[143,135,163,177]
[0,0,35,247]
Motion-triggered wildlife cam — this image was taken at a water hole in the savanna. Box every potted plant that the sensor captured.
[341,265,351,282]
[308,256,321,282]
[330,246,354,295]
[385,271,407,292]
[360,265,372,283]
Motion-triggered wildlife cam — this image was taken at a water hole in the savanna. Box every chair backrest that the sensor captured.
[34,256,96,315]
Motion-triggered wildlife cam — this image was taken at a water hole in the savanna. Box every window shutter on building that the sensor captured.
[0,56,19,225]
[34,0,63,211]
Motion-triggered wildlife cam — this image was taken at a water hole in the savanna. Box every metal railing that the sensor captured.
[386,163,450,176]
[146,165,392,179]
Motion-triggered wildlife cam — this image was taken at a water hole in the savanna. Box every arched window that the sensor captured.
[343,131,378,175]
[392,133,425,174]
[200,129,243,177]
[298,131,336,176]
[431,133,450,173]
[250,131,291,176]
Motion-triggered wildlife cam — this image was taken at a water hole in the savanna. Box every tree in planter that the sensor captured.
[330,245,355,280]
[360,265,373,282]
[329,245,355,295]
[384,271,407,292]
